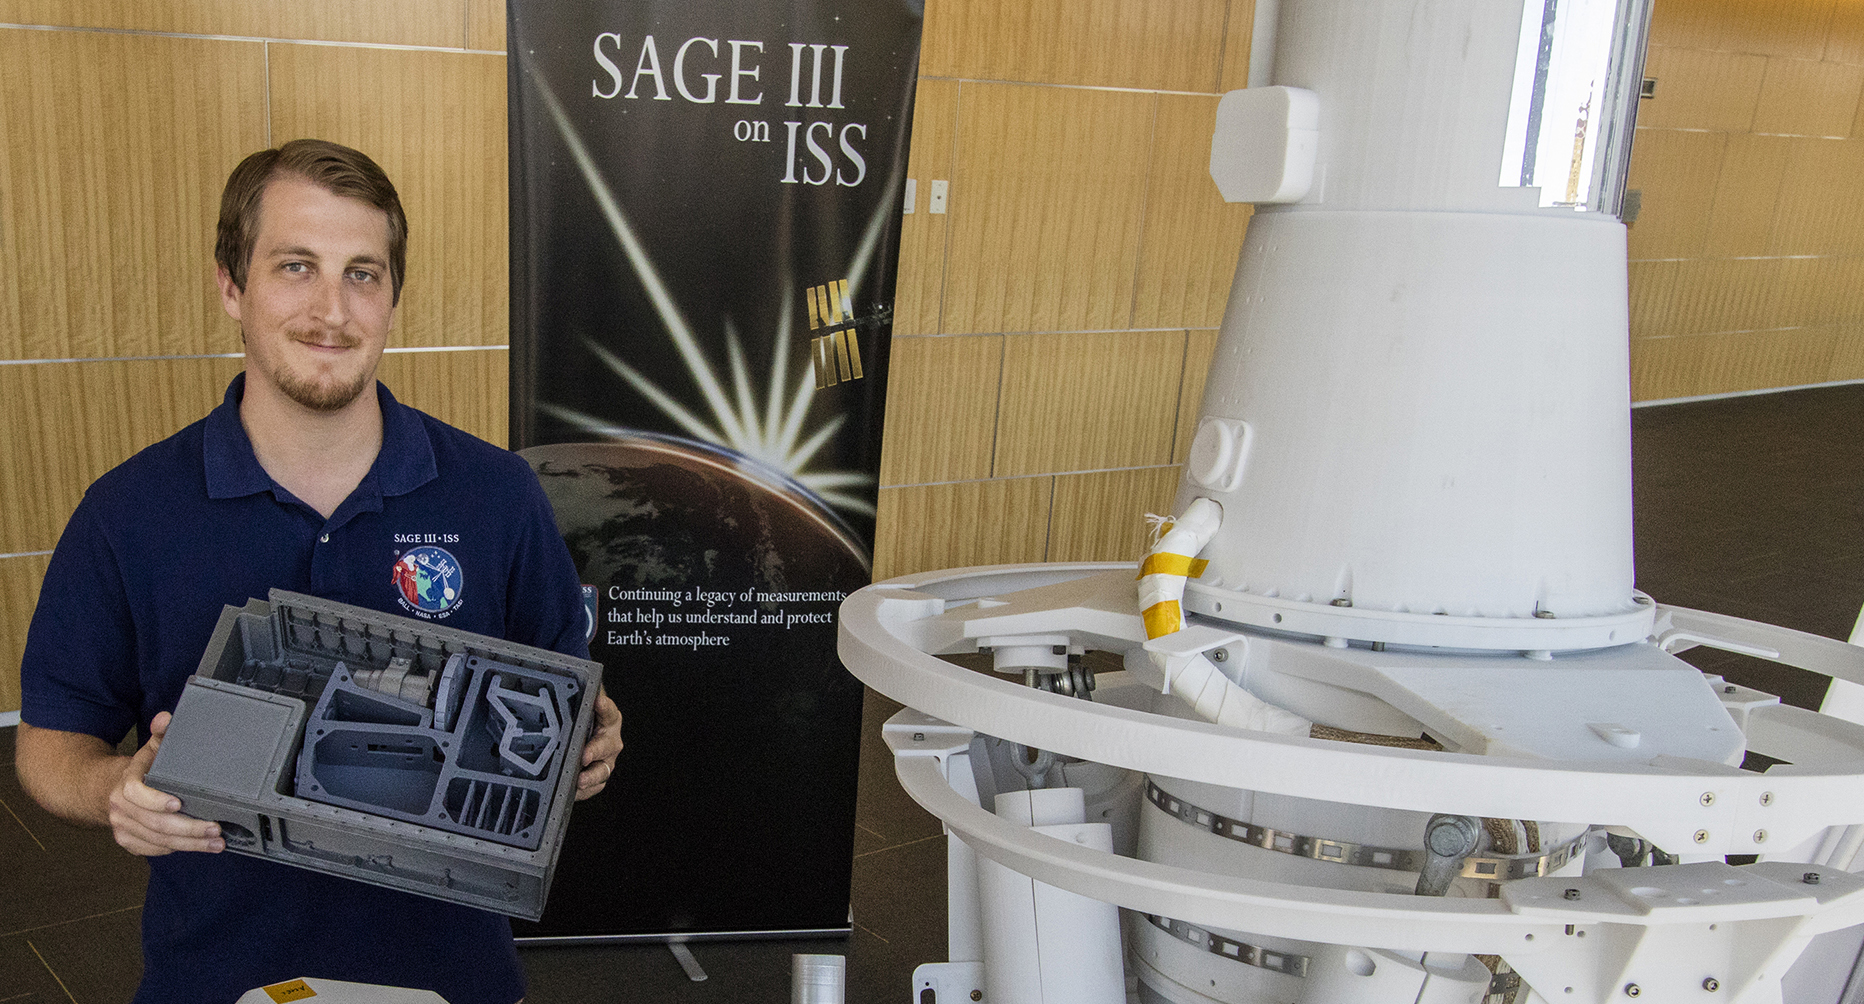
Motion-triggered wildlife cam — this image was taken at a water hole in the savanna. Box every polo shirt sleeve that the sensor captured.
[503,466,592,662]
[20,499,142,745]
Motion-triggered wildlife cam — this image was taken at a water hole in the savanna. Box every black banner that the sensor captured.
[507,0,922,938]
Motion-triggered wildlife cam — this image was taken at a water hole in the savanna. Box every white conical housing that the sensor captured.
[1177,0,1654,651]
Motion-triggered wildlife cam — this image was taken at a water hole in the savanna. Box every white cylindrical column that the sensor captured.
[977,789,1126,1004]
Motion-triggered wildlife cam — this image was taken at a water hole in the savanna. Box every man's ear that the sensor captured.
[215,265,243,324]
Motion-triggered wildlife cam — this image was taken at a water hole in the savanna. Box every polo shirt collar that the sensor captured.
[204,373,438,503]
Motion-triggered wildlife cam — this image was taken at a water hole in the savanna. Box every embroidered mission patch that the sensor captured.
[392,546,463,616]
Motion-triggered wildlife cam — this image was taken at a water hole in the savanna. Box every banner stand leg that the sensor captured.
[668,941,708,982]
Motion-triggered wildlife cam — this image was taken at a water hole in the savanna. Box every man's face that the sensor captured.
[217,175,396,412]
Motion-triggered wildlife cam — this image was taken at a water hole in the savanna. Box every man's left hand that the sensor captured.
[576,688,623,800]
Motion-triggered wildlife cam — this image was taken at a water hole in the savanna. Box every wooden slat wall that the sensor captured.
[0,5,508,713]
[0,1,473,48]
[878,0,1256,580]
[1631,0,1864,401]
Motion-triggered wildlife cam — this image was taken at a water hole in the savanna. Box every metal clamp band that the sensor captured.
[1144,779,1585,881]
[1144,914,1311,977]
[1146,779,1423,870]
[1461,831,1584,881]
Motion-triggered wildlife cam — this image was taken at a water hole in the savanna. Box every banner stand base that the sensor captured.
[515,926,852,948]
[667,942,707,982]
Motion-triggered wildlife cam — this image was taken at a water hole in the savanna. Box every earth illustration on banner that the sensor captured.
[514,435,873,933]
[521,436,869,600]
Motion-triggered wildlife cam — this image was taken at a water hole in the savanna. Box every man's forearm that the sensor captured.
[16,722,129,827]
[21,715,224,857]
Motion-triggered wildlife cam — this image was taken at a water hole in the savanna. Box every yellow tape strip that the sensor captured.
[1138,554,1209,579]
[1143,599,1182,639]
[264,980,317,1002]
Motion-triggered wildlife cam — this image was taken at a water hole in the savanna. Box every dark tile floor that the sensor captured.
[5,381,1864,1002]
[1630,384,1864,710]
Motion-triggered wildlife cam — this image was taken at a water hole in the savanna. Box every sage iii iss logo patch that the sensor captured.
[392,546,463,617]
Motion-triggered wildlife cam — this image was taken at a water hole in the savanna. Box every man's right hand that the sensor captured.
[107,711,225,856]
[16,713,225,857]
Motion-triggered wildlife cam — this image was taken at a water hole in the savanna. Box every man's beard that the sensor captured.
[255,326,373,412]
[278,364,373,412]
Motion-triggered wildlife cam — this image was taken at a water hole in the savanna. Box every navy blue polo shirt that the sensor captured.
[21,374,589,1004]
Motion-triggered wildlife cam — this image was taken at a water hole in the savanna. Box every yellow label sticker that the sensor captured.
[264,979,317,1002]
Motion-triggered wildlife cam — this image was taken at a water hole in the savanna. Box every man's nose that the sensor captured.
[311,273,348,329]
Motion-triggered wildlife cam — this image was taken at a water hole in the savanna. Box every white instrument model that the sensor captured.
[839,1,1864,1002]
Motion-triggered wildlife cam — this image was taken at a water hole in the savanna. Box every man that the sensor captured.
[15,139,623,1004]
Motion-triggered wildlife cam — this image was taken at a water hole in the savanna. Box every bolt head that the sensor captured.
[1703,977,1720,992]
[1724,684,1737,693]
[1806,872,1822,885]
[912,732,926,742]
[1563,888,1581,900]
[1760,791,1774,806]
[1754,829,1767,843]
[1211,649,1227,662]
[1694,829,1710,843]
[1426,815,1479,856]
[1700,792,1716,806]
[971,991,983,1002]
[1625,983,1641,997]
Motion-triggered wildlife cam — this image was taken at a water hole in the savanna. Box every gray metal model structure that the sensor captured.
[145,590,602,920]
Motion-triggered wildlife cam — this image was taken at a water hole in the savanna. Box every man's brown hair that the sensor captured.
[215,139,408,305]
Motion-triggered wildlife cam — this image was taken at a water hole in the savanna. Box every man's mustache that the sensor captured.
[285,327,363,349]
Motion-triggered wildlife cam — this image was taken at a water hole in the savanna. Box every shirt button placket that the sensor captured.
[312,526,333,592]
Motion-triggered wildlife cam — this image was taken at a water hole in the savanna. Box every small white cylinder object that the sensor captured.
[790,954,845,1004]
[977,790,1125,1004]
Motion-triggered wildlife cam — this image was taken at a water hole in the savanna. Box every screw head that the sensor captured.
[1700,792,1716,807]
[1695,829,1710,844]
[971,991,983,1002]
[1703,977,1720,992]
[912,732,925,742]
[1806,872,1822,885]
[1754,829,1767,843]
[1211,649,1228,662]
[1724,684,1737,693]
[1760,791,1774,806]
[1563,888,1581,900]
[1625,983,1641,997]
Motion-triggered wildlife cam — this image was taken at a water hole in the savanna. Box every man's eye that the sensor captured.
[349,270,378,283]
[282,261,308,273]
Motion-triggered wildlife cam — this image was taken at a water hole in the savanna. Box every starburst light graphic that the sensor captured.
[525,65,906,518]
